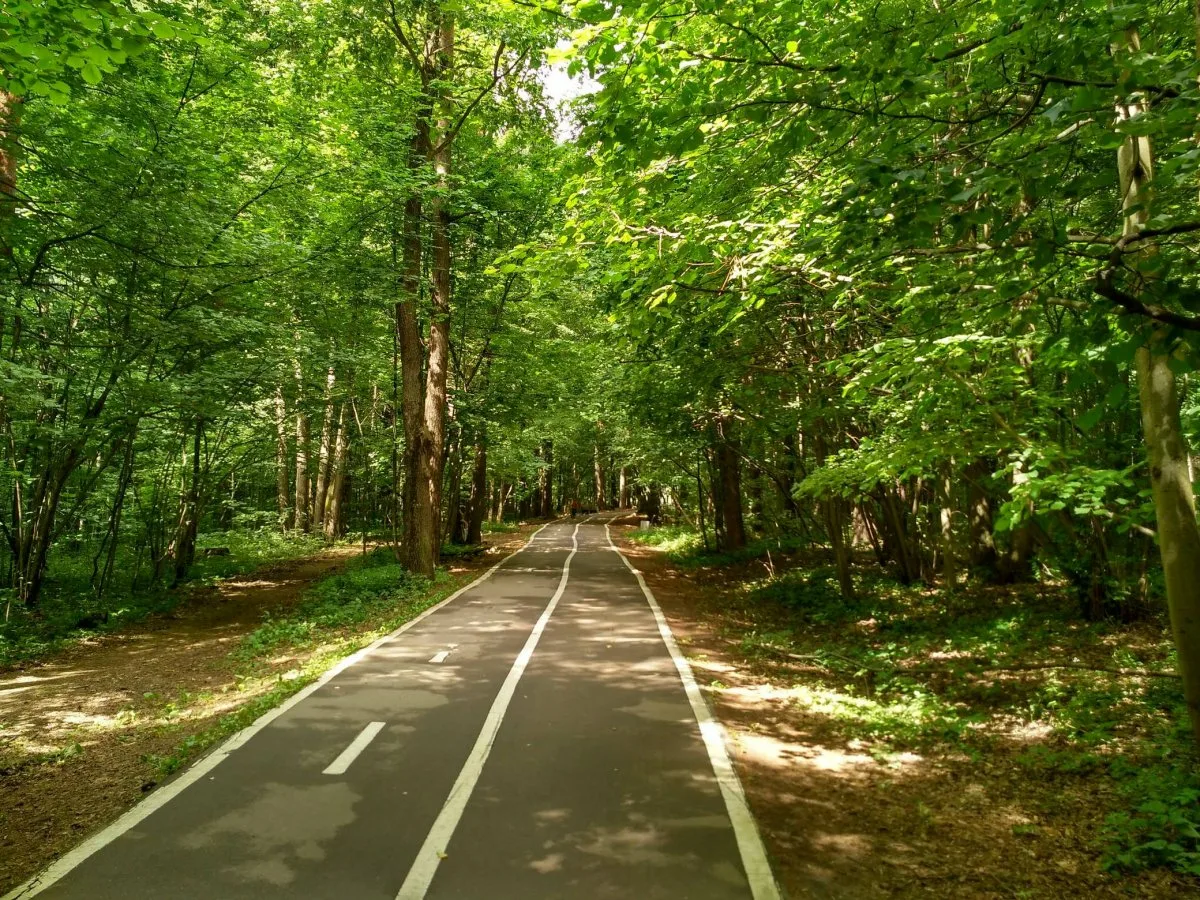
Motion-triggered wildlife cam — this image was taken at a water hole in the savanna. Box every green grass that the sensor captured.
[234,546,441,662]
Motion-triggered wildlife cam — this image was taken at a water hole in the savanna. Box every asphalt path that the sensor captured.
[8,516,779,900]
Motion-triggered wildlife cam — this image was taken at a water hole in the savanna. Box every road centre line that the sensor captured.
[604,522,782,900]
[429,650,450,663]
[394,521,583,900]
[323,721,386,775]
[1,520,560,900]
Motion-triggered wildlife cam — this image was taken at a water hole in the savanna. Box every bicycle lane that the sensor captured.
[17,522,580,900]
[411,516,780,900]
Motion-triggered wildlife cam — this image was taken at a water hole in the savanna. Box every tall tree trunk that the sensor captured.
[714,419,747,551]
[325,401,350,539]
[538,440,553,518]
[294,407,311,534]
[313,367,336,533]
[619,466,629,509]
[1118,27,1200,746]
[274,385,291,530]
[466,434,487,544]
[172,417,203,585]
[593,445,605,511]
[405,11,455,576]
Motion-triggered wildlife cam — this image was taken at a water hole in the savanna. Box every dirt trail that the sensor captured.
[0,533,530,894]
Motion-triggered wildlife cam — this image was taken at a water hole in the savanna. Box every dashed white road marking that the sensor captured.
[323,721,387,775]
[395,521,582,900]
[604,522,782,900]
[429,650,450,664]
[0,521,561,900]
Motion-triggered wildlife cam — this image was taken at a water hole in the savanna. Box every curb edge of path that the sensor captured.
[2,522,558,900]
[604,521,784,900]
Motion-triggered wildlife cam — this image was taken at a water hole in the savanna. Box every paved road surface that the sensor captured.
[8,516,779,900]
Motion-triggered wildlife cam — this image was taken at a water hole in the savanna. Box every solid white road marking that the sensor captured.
[604,522,782,900]
[395,522,582,900]
[1,520,562,900]
[429,650,450,663]
[323,721,386,775]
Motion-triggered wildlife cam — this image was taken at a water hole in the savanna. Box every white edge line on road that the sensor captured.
[604,522,783,900]
[323,721,387,775]
[395,520,582,900]
[1,520,558,900]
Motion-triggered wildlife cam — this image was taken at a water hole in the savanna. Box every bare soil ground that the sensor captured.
[614,528,1185,900]
[0,528,535,894]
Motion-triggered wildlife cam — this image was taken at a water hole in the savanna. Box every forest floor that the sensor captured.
[614,526,1195,900]
[0,525,537,894]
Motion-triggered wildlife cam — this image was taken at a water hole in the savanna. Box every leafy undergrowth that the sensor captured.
[635,526,1200,881]
[234,545,442,663]
[0,528,327,666]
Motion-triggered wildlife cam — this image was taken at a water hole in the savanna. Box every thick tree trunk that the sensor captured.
[172,418,203,585]
[313,367,336,533]
[274,385,291,530]
[404,12,456,576]
[714,420,747,551]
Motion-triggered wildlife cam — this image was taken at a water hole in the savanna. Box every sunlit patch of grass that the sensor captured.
[628,525,703,556]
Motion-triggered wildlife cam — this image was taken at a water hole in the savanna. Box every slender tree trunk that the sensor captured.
[619,466,629,509]
[313,367,336,533]
[294,407,311,534]
[1117,28,1200,746]
[593,445,605,511]
[274,385,291,530]
[325,401,350,539]
[466,434,487,544]
[538,440,553,518]
[938,466,957,586]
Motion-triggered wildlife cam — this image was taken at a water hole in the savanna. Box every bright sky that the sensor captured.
[539,43,599,141]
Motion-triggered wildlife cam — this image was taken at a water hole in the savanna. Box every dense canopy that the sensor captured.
[3,0,1200,888]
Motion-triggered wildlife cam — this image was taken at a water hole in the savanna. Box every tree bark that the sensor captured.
[714,419,747,551]
[0,90,21,259]
[171,417,203,585]
[593,445,605,511]
[467,434,488,544]
[274,385,291,530]
[325,401,350,539]
[313,367,336,533]
[1117,27,1200,746]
